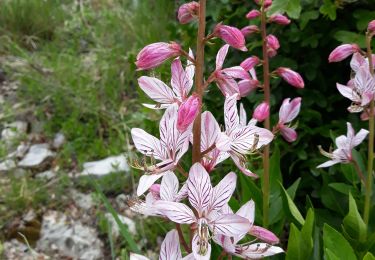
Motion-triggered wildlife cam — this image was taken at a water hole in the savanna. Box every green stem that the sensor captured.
[260,3,271,228]
[192,0,206,164]
[364,32,374,225]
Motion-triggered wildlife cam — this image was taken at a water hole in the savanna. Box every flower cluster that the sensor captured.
[318,20,375,182]
[129,0,306,259]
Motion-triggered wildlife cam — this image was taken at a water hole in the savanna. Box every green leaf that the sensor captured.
[268,0,302,19]
[343,192,367,242]
[90,178,140,253]
[285,209,314,260]
[280,182,305,226]
[363,252,375,260]
[299,10,319,30]
[319,0,337,20]
[323,224,356,260]
[328,182,355,195]
[334,31,367,48]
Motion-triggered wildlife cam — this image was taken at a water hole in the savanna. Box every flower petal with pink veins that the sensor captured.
[216,44,230,70]
[187,163,213,215]
[131,128,167,160]
[240,243,284,259]
[210,213,251,237]
[160,172,179,201]
[336,83,361,103]
[159,230,182,260]
[209,172,237,211]
[137,173,167,196]
[224,94,240,134]
[138,76,175,104]
[155,201,196,224]
[280,127,298,142]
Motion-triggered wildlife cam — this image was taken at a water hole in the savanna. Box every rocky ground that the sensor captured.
[0,58,138,259]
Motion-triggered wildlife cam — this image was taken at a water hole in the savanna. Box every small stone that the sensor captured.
[35,170,56,181]
[37,210,103,259]
[1,121,28,143]
[0,159,16,172]
[18,144,55,168]
[52,132,65,149]
[3,239,50,260]
[71,189,94,211]
[78,155,129,177]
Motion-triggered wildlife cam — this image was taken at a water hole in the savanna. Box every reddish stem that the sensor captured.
[192,0,207,164]
[260,2,271,228]
[176,224,191,253]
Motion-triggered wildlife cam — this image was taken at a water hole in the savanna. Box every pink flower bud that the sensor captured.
[250,225,280,244]
[328,44,360,63]
[246,10,261,20]
[368,20,375,33]
[177,95,200,132]
[266,34,280,57]
[269,14,291,25]
[240,56,260,71]
[241,25,260,37]
[214,24,247,51]
[279,126,298,142]
[136,42,182,70]
[238,79,259,97]
[177,1,200,24]
[276,67,304,88]
[149,184,161,199]
[253,102,270,122]
[255,0,272,8]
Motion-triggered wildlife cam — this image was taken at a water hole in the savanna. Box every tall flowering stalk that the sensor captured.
[322,20,375,226]
[245,0,304,227]
[127,0,305,258]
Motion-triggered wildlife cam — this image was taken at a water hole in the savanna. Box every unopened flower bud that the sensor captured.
[177,95,200,132]
[269,14,291,25]
[241,25,260,37]
[276,67,304,88]
[136,42,182,70]
[177,1,200,24]
[255,0,272,8]
[246,10,261,20]
[266,34,280,57]
[214,24,247,51]
[250,225,280,244]
[240,56,260,71]
[238,79,259,97]
[149,184,161,199]
[328,44,360,63]
[253,102,270,122]
[368,20,375,33]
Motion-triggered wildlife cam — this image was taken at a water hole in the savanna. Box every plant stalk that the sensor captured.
[192,0,206,164]
[364,32,374,225]
[260,3,271,228]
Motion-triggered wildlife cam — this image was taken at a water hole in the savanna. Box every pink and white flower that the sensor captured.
[136,42,182,70]
[131,104,192,195]
[216,94,274,177]
[241,25,260,37]
[269,14,290,25]
[337,65,375,112]
[276,97,302,142]
[177,95,200,132]
[214,200,284,259]
[266,34,280,57]
[139,55,195,109]
[318,122,368,168]
[155,163,251,259]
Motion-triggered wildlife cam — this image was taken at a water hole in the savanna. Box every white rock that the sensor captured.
[37,210,103,260]
[52,132,65,149]
[18,143,55,168]
[35,170,56,180]
[105,212,136,239]
[79,155,129,176]
[1,121,27,142]
[3,239,50,260]
[0,159,16,172]
[71,189,94,210]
